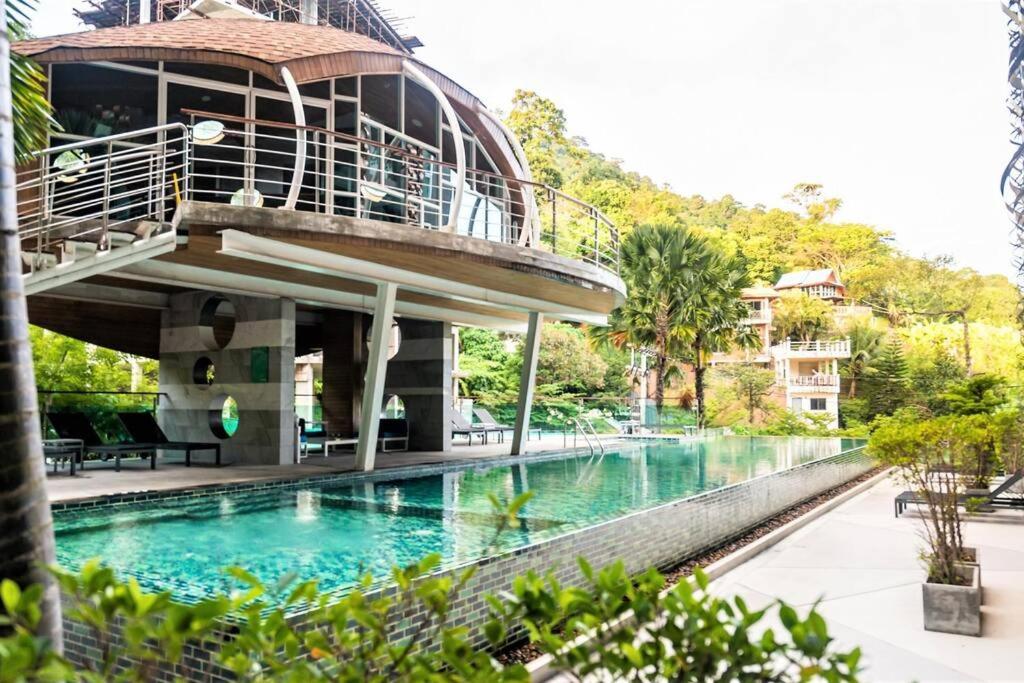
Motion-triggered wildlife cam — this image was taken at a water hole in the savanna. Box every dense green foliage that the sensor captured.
[0,495,861,682]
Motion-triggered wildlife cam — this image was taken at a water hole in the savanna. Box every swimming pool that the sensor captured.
[53,436,864,606]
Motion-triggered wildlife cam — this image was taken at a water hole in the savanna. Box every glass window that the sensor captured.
[51,64,158,137]
[165,62,249,85]
[809,398,827,411]
[299,79,331,99]
[360,75,400,129]
[441,128,456,166]
[335,77,357,98]
[167,82,246,204]
[403,79,438,147]
[252,72,288,93]
[253,97,327,211]
[334,100,357,137]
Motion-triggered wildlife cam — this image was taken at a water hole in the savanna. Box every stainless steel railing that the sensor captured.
[15,124,188,268]
[182,109,620,275]
[15,115,620,277]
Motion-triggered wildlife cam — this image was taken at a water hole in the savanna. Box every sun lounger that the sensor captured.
[452,411,490,444]
[47,412,157,472]
[474,407,542,441]
[894,469,1024,517]
[118,412,221,466]
[43,438,83,476]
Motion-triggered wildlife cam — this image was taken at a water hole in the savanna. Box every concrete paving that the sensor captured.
[44,434,576,503]
[710,475,1024,682]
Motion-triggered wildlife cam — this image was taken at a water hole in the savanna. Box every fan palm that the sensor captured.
[0,0,62,647]
[595,225,758,428]
[842,323,883,398]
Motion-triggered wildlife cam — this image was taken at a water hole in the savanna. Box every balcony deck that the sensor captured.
[771,339,851,359]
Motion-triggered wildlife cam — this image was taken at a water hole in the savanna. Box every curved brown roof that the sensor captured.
[15,19,521,191]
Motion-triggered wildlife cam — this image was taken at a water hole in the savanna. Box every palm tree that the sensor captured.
[842,322,883,398]
[595,225,757,428]
[593,225,693,420]
[0,0,62,647]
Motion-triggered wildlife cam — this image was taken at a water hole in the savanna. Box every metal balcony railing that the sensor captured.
[15,115,620,278]
[771,339,851,356]
[15,123,188,268]
[788,374,840,387]
[182,109,620,275]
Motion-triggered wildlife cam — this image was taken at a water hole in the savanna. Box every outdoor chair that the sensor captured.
[894,468,1024,517]
[377,418,409,452]
[118,412,221,467]
[43,438,84,476]
[46,412,157,472]
[452,411,490,445]
[472,408,543,442]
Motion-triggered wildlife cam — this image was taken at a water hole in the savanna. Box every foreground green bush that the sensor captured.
[0,495,861,682]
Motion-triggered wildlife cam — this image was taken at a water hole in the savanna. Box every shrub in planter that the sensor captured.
[869,414,982,635]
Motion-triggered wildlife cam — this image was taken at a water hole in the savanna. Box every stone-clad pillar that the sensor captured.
[158,292,296,465]
[384,318,452,452]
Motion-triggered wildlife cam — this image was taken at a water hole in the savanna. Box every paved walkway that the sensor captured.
[44,434,575,503]
[711,476,1024,682]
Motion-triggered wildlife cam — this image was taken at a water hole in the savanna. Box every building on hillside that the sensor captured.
[14,0,625,470]
[774,268,846,302]
[709,269,851,428]
[769,339,850,429]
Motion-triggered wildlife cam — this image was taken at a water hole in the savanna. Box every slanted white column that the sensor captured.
[355,282,398,471]
[511,312,543,455]
[280,67,306,211]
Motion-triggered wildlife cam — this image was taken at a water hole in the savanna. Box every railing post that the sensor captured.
[593,208,599,265]
[101,140,112,250]
[550,188,557,254]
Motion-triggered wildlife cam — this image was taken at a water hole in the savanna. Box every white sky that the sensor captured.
[32,0,1018,278]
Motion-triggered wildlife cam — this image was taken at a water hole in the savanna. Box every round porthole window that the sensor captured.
[365,320,401,360]
[199,295,236,350]
[210,395,239,439]
[193,357,215,385]
[381,394,406,419]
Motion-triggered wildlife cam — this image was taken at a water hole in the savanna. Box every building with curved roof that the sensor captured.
[14,1,625,470]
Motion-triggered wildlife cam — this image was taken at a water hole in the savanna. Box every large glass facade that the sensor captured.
[46,61,516,240]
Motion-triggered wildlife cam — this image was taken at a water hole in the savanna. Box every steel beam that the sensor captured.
[511,311,542,455]
[355,281,397,471]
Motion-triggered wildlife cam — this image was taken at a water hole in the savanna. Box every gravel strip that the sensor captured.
[495,466,887,667]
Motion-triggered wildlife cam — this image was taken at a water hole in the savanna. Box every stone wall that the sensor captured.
[158,292,296,465]
[384,319,452,451]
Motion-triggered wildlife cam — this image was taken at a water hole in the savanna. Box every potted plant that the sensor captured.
[870,414,981,636]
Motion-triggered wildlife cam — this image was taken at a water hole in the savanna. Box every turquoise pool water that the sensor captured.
[54,437,863,605]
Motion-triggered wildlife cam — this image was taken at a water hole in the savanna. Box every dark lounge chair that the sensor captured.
[43,439,83,476]
[473,408,542,442]
[452,411,495,445]
[46,412,157,472]
[894,469,1024,517]
[118,412,222,467]
[377,418,409,452]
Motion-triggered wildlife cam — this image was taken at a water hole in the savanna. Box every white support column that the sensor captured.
[355,282,398,471]
[403,60,465,233]
[511,312,543,455]
[280,67,306,211]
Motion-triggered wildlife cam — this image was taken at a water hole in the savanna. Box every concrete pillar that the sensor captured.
[158,292,296,465]
[384,318,453,452]
[511,312,542,455]
[356,282,397,471]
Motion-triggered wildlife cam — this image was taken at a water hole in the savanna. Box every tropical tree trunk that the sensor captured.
[654,354,666,426]
[0,4,62,646]
[848,373,857,399]
[694,335,706,430]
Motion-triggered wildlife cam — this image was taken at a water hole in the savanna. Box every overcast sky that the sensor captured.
[32,0,1017,278]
